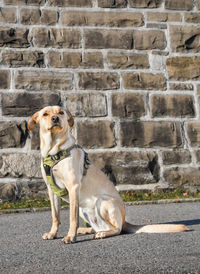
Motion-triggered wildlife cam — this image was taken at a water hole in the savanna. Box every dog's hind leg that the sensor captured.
[43,187,61,240]
[94,196,125,239]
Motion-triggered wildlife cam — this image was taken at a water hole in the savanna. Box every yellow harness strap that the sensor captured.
[43,145,90,197]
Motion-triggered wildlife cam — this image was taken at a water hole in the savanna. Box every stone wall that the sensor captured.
[0,0,200,201]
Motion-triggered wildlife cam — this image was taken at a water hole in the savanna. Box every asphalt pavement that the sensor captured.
[0,202,200,274]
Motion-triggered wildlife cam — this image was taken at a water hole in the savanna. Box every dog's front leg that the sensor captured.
[43,187,61,240]
[62,184,79,244]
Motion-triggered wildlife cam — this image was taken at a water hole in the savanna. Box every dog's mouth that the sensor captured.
[48,123,62,130]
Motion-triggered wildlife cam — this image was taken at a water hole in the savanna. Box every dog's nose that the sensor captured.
[51,115,59,123]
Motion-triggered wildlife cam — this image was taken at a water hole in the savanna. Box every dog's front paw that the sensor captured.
[62,235,76,244]
[42,232,57,240]
[94,231,106,239]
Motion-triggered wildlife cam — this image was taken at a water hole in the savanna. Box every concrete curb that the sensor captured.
[1,197,200,215]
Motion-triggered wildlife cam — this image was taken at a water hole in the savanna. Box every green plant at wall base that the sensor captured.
[0,190,200,210]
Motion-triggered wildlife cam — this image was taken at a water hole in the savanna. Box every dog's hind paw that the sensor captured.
[94,231,106,239]
[42,232,57,240]
[62,235,76,244]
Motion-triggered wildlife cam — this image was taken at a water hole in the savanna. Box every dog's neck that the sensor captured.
[40,128,75,158]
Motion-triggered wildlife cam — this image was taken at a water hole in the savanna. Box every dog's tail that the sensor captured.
[122,222,188,234]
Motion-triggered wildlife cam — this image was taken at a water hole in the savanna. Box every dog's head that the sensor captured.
[28,106,74,133]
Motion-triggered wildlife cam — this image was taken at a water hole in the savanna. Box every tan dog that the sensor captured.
[28,106,187,244]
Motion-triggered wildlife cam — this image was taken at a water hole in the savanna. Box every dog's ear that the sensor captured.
[28,112,39,131]
[65,109,74,128]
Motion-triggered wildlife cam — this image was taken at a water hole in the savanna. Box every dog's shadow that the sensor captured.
[164,219,200,226]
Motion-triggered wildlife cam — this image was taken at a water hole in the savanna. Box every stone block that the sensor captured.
[5,0,45,4]
[82,52,103,68]
[133,30,166,50]
[77,121,116,148]
[123,72,166,90]
[98,0,127,7]
[1,51,44,67]
[15,71,72,91]
[162,151,191,165]
[107,53,149,69]
[112,93,146,118]
[48,0,92,6]
[164,168,200,190]
[186,122,200,147]
[78,72,119,90]
[31,28,81,48]
[84,29,133,49]
[0,153,42,178]
[185,13,200,23]
[0,121,27,148]
[0,27,29,48]
[66,94,107,117]
[0,7,16,23]
[0,183,17,202]
[48,51,81,68]
[147,12,181,22]
[89,151,160,185]
[170,26,200,53]
[2,93,61,117]
[0,70,10,89]
[167,56,200,80]
[150,95,195,118]
[61,11,143,27]
[120,121,182,148]
[20,8,58,25]
[129,0,161,8]
[169,83,194,91]
[165,0,193,10]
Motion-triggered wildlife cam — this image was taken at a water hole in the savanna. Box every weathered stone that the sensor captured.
[133,30,166,50]
[31,28,81,48]
[147,12,181,22]
[0,27,29,48]
[185,13,200,23]
[0,153,42,178]
[84,29,133,49]
[107,53,149,69]
[198,0,200,9]
[170,26,200,53]
[0,183,17,202]
[61,11,143,27]
[20,8,58,25]
[165,0,193,10]
[195,151,200,163]
[186,122,200,147]
[89,151,160,185]
[169,83,194,91]
[48,0,92,6]
[164,168,200,189]
[48,51,81,68]
[0,7,16,23]
[30,125,40,150]
[66,94,107,117]
[129,0,161,8]
[0,70,10,89]
[77,121,116,148]
[98,0,127,8]
[146,23,167,29]
[112,93,146,118]
[120,121,182,148]
[162,151,191,165]
[167,56,200,80]
[150,95,195,118]
[2,93,61,117]
[78,72,119,90]
[5,0,45,4]
[1,51,44,67]
[82,52,103,68]
[123,73,166,90]
[149,53,165,70]
[15,71,72,91]
[0,121,27,148]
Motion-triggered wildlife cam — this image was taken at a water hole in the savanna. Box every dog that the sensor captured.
[28,105,187,244]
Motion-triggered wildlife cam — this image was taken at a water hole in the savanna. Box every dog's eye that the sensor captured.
[43,113,48,117]
[59,111,64,115]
